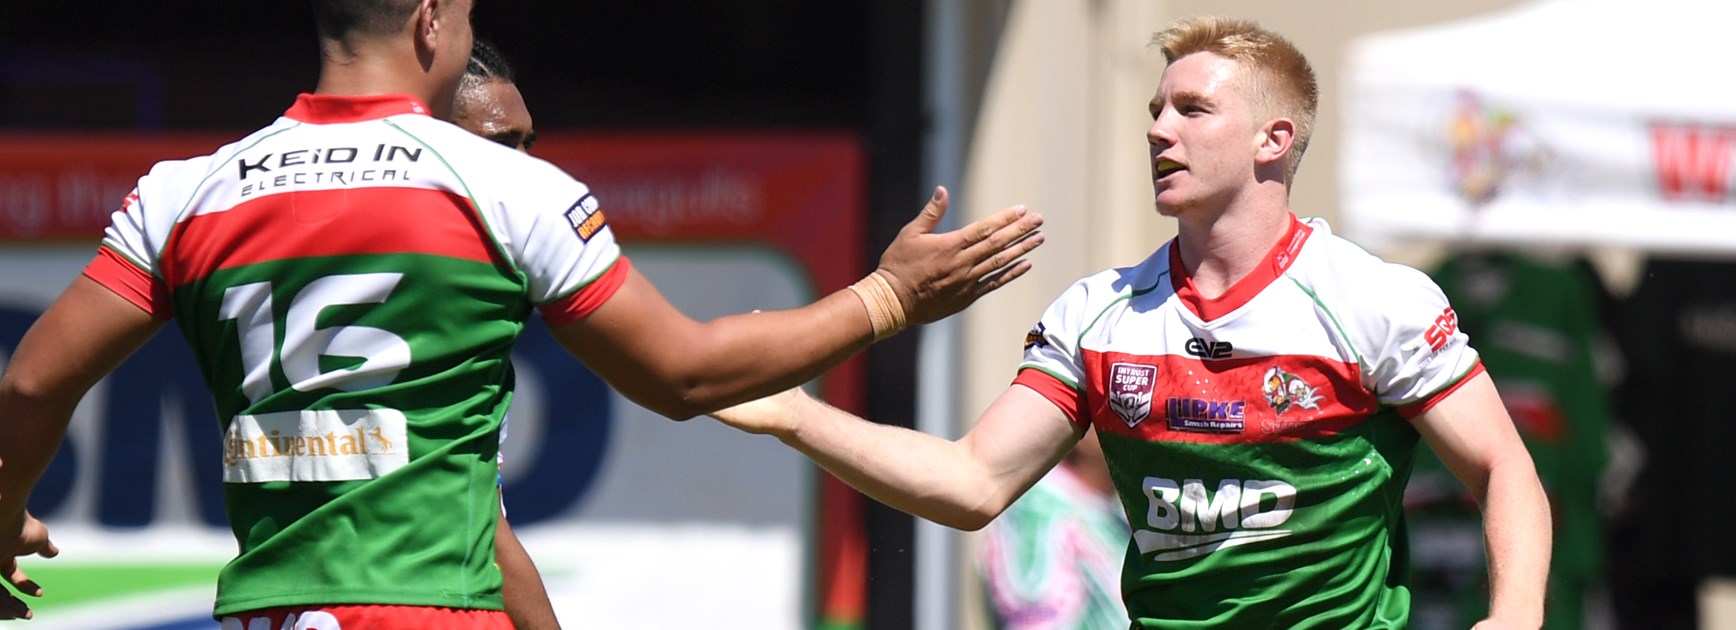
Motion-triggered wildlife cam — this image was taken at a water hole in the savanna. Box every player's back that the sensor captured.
[86,93,623,614]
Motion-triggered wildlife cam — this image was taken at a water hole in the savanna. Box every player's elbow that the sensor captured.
[0,371,80,409]
[942,509,997,532]
[933,492,1014,531]
[635,394,708,422]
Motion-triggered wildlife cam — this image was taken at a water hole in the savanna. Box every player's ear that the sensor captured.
[1254,117,1295,168]
[413,0,440,63]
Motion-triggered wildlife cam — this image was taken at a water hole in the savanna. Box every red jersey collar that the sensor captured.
[284,93,432,124]
[1170,214,1314,321]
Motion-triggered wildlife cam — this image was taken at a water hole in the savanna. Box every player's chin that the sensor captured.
[1152,194,1190,217]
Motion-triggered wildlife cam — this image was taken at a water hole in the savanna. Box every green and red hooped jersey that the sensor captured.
[1014,216,1483,628]
[82,94,629,617]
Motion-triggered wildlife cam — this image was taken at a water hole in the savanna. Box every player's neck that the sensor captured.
[1173,199,1292,299]
[314,42,451,119]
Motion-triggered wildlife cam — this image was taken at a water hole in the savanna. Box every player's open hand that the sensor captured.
[0,512,58,620]
[875,186,1044,325]
[708,387,807,438]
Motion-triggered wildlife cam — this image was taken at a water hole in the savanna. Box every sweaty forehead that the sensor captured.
[1159,53,1241,92]
[1153,53,1248,106]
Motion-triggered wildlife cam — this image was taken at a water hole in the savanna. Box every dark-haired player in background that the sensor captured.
[453,39,558,630]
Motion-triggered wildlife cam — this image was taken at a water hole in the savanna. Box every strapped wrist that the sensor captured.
[845,271,908,341]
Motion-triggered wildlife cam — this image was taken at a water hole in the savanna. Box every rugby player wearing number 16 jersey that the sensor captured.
[0,0,1046,626]
[711,16,1551,629]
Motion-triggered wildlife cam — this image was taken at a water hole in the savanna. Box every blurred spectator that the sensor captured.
[977,428,1127,630]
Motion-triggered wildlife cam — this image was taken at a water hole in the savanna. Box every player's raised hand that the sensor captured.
[708,387,808,439]
[0,512,57,620]
[875,186,1044,325]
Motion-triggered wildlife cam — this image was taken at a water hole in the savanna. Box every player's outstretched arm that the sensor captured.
[711,384,1079,531]
[553,187,1044,420]
[0,276,164,619]
[1411,371,1550,630]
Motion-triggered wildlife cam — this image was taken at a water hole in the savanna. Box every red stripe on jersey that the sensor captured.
[1013,368,1087,426]
[1397,360,1487,419]
[282,93,432,123]
[222,604,511,630]
[163,187,499,286]
[1084,348,1377,444]
[1170,215,1314,321]
[539,256,632,326]
[84,246,173,320]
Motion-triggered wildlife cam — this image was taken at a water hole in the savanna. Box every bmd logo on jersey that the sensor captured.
[1109,362,1158,428]
[565,194,607,242]
[1133,477,1297,561]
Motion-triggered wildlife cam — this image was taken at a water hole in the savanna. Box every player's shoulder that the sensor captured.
[1061,246,1170,304]
[1040,245,1173,331]
[136,118,300,195]
[1294,216,1439,291]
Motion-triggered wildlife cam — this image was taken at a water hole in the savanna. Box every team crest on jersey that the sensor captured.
[1262,366,1323,416]
[564,194,607,242]
[1108,362,1158,427]
[1023,322,1048,350]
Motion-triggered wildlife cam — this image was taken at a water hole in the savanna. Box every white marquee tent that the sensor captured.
[1340,0,1736,256]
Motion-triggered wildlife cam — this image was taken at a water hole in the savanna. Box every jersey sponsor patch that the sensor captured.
[1261,366,1324,416]
[1165,397,1245,433]
[222,409,410,483]
[1133,477,1296,561]
[1424,306,1459,352]
[1109,362,1158,427]
[564,194,607,242]
[1023,322,1048,350]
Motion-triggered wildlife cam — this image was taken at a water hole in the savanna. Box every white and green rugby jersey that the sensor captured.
[1015,216,1482,628]
[82,94,628,616]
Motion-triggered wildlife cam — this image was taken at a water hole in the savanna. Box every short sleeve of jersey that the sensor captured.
[1015,278,1095,426]
[1345,259,1481,417]
[83,155,220,320]
[462,149,626,325]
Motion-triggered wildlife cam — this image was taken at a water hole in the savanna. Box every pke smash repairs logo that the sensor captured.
[565,194,607,241]
[1109,362,1157,427]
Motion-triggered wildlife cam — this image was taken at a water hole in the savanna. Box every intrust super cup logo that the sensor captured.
[1109,362,1158,428]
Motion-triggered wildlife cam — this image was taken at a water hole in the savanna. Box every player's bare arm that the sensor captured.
[1409,371,1551,629]
[0,276,165,618]
[554,187,1044,420]
[496,514,559,630]
[711,384,1079,530]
